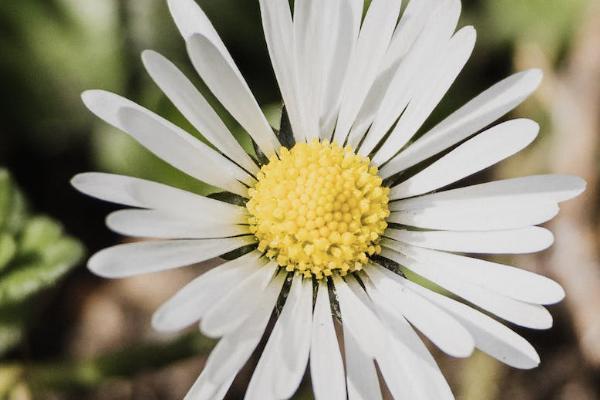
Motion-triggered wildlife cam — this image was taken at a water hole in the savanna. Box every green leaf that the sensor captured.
[0,172,28,235]
[0,170,84,355]
[0,235,17,272]
[0,323,23,357]
[0,169,27,238]
[0,170,11,231]
[18,217,63,256]
[0,238,84,306]
[4,189,28,235]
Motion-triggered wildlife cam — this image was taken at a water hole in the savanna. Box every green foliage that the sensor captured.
[0,171,26,236]
[0,169,84,356]
[479,0,588,61]
[0,0,124,153]
[0,236,16,274]
[27,332,215,392]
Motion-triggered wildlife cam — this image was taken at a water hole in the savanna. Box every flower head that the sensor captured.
[248,140,390,279]
[72,0,585,399]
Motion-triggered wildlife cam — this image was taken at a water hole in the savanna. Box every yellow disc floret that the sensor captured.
[247,140,390,279]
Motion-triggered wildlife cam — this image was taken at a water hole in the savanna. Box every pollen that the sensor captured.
[247,140,390,280]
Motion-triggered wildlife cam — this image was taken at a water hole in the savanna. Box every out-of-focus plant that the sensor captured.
[0,169,84,358]
[479,0,588,62]
[0,0,123,154]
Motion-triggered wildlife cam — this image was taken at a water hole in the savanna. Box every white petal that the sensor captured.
[388,199,559,231]
[167,0,229,56]
[169,0,280,154]
[205,272,286,385]
[362,274,454,399]
[293,0,332,139]
[365,265,474,357]
[333,276,386,358]
[310,282,346,400]
[346,0,436,146]
[200,261,278,338]
[381,247,553,329]
[272,275,313,399]
[258,0,305,142]
[186,34,280,157]
[343,276,441,399]
[106,209,248,239]
[71,173,246,222]
[390,242,565,304]
[184,374,234,400]
[319,0,363,139]
[141,50,258,174]
[245,275,312,400]
[88,237,254,279]
[182,272,285,400]
[390,119,539,199]
[356,0,462,154]
[382,0,440,72]
[382,69,543,177]
[407,280,541,369]
[385,227,554,254]
[81,91,251,196]
[392,175,586,210]
[186,272,287,400]
[168,0,276,153]
[244,327,280,400]
[343,320,382,400]
[345,276,420,399]
[373,26,476,163]
[333,0,402,145]
[343,277,430,399]
[152,251,262,332]
[244,340,278,400]
[118,106,252,194]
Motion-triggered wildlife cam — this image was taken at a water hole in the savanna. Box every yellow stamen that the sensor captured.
[247,140,390,280]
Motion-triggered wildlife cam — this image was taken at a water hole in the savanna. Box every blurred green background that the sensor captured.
[0,0,599,399]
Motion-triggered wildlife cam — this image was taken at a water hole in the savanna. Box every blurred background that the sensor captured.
[0,0,599,399]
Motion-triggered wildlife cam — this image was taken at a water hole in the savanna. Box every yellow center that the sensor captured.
[247,140,390,279]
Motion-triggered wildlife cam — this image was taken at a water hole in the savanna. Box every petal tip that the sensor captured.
[453,344,475,359]
[572,176,588,198]
[81,89,100,107]
[70,172,99,193]
[150,309,181,333]
[87,252,115,279]
[70,173,86,190]
[547,282,566,304]
[512,118,540,138]
[525,68,544,88]
[141,49,160,63]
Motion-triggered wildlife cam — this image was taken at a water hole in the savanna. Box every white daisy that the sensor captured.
[72,0,585,399]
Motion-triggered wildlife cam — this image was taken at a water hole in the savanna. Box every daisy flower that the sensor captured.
[72,0,585,399]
